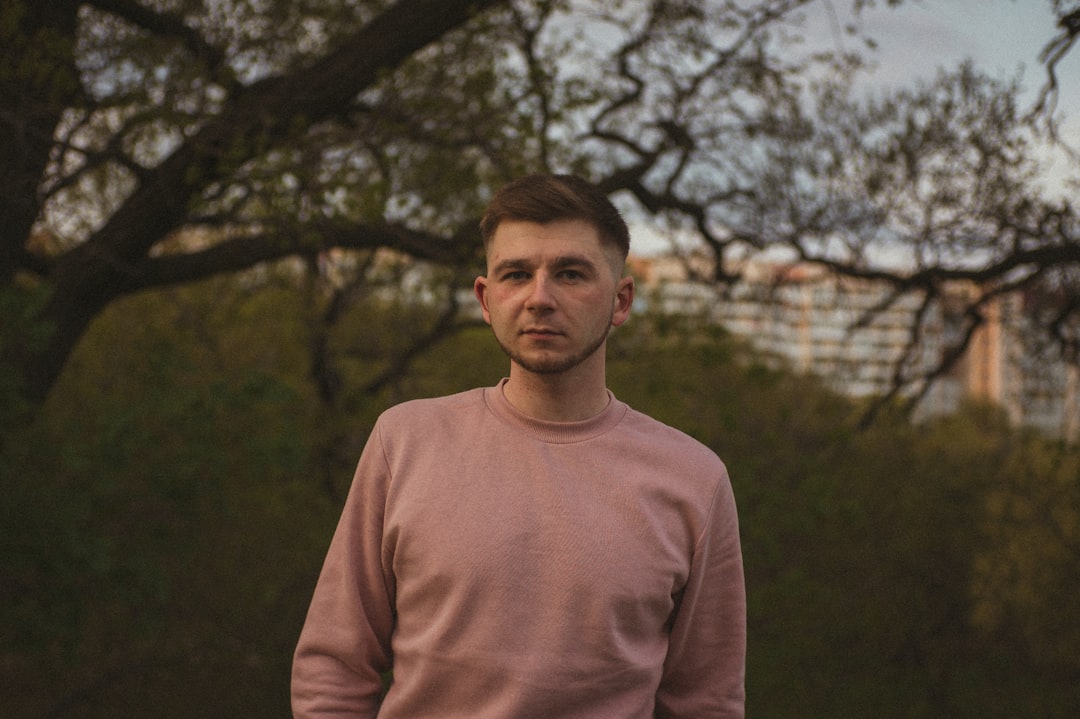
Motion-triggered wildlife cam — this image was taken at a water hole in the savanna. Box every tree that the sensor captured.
[711,60,1080,418]
[1,0,506,407]
[2,0,1078,421]
[0,274,322,717]
[571,4,1080,419]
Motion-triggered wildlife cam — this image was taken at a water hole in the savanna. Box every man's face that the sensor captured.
[474,219,634,377]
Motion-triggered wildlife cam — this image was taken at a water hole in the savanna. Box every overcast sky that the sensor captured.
[835,0,1079,132]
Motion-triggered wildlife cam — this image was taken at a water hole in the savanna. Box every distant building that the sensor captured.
[629,254,1080,439]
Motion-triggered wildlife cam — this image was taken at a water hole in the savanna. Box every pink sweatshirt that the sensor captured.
[292,380,745,718]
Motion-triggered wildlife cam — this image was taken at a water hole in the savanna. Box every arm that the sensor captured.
[655,469,747,718]
[292,424,396,718]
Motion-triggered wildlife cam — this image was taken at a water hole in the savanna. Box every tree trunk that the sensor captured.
[0,1,79,286]
[9,0,505,405]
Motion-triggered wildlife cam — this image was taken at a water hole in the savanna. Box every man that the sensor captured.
[292,173,746,717]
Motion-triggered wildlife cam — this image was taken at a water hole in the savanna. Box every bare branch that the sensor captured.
[127,221,473,292]
[1031,6,1080,135]
[359,286,483,397]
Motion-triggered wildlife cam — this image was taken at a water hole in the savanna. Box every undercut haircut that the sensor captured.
[480,174,631,261]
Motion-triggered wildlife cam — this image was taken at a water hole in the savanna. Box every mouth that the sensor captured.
[521,327,563,338]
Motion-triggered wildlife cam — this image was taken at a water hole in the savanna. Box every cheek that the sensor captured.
[483,291,514,321]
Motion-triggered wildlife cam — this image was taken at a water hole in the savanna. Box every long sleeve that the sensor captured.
[291,424,396,718]
[291,385,746,718]
[655,467,746,718]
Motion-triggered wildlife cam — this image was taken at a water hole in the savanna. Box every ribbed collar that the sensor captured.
[483,378,628,444]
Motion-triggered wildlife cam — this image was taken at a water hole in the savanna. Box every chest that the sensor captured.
[381,440,698,633]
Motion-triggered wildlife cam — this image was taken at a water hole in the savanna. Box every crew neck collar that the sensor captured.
[483,378,627,444]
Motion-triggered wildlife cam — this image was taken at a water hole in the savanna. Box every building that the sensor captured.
[630,254,1080,439]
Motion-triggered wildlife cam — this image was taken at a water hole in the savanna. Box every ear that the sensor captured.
[473,275,493,325]
[610,275,635,328]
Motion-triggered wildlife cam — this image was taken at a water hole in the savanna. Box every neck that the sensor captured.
[503,359,610,422]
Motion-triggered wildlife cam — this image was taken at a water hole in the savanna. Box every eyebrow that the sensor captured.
[492,254,599,275]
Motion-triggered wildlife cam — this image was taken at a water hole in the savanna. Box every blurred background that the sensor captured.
[2,0,1079,716]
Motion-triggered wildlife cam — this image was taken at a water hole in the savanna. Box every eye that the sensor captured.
[559,269,585,281]
[502,270,530,282]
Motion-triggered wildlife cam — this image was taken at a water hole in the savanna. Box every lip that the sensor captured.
[521,327,563,337]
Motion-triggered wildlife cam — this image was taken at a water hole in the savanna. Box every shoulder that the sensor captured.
[375,387,488,432]
[616,403,728,476]
[611,403,735,542]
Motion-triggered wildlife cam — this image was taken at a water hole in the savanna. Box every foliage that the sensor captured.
[608,315,1080,718]
[2,274,1080,716]
[1,274,322,717]
[0,283,51,441]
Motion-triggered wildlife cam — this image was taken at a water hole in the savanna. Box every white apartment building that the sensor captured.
[630,254,1080,439]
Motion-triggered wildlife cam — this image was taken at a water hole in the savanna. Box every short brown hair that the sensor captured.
[480,174,630,260]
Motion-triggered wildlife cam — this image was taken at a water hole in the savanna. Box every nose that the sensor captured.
[525,272,556,311]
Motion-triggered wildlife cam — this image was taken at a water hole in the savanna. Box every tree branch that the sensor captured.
[22,0,505,404]
[128,221,473,292]
[72,0,503,269]
[359,286,483,397]
[1030,6,1080,138]
[85,0,229,74]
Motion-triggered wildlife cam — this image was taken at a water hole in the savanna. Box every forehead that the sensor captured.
[486,219,608,267]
